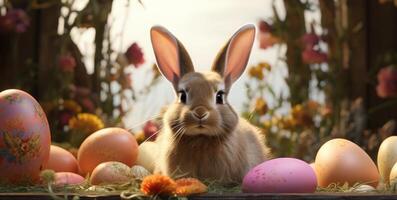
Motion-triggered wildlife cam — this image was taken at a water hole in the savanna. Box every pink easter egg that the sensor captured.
[242,157,317,193]
[54,172,85,186]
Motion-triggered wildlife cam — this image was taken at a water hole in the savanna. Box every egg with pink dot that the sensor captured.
[242,158,317,193]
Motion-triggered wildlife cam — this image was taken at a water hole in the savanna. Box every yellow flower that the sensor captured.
[248,66,264,80]
[279,115,297,129]
[291,104,313,127]
[271,116,281,127]
[254,98,268,115]
[263,120,272,129]
[62,100,82,113]
[69,113,104,135]
[135,131,146,144]
[257,62,271,71]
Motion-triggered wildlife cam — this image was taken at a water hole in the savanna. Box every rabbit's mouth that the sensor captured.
[196,124,206,129]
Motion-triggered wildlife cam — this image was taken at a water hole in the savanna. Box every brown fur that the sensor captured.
[154,72,270,184]
[150,25,271,184]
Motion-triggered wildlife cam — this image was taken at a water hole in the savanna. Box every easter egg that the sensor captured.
[350,184,376,193]
[54,172,85,186]
[378,136,397,186]
[242,158,317,193]
[389,161,397,187]
[90,161,133,185]
[47,145,78,173]
[131,165,151,179]
[315,138,379,187]
[0,89,51,184]
[78,128,138,175]
[136,141,158,172]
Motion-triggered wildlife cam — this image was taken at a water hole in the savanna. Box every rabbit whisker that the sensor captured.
[173,125,186,144]
[140,129,161,145]
[126,114,162,131]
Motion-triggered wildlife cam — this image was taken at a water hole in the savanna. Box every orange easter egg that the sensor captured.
[77,127,138,175]
[315,138,379,187]
[47,145,78,173]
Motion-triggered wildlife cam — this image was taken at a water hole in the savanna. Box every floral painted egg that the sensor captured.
[0,89,51,185]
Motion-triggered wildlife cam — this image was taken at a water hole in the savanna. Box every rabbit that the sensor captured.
[150,24,271,184]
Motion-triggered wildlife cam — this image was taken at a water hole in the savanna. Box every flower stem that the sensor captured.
[368,98,397,116]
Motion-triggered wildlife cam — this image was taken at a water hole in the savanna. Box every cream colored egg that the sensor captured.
[378,136,397,186]
[136,142,158,172]
[389,161,397,188]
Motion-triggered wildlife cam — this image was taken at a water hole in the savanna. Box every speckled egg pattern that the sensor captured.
[242,158,317,193]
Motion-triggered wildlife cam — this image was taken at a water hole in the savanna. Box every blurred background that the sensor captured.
[0,0,397,161]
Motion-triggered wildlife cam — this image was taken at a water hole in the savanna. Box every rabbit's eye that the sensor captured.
[216,91,225,104]
[178,90,187,104]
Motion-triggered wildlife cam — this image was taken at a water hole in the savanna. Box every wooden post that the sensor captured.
[283,0,310,105]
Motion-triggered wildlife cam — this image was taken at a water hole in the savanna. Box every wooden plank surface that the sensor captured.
[1,193,397,200]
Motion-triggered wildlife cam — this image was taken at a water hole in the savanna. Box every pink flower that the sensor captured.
[59,111,74,127]
[125,43,145,68]
[74,86,91,96]
[59,55,76,72]
[301,33,320,48]
[376,66,397,98]
[302,48,327,64]
[258,20,272,33]
[0,15,14,33]
[143,121,160,141]
[257,20,280,49]
[80,97,95,113]
[0,9,30,33]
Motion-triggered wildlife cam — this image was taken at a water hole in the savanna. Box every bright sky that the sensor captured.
[72,0,320,130]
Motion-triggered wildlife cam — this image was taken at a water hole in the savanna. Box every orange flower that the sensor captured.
[306,100,320,112]
[257,62,271,71]
[140,174,177,196]
[291,104,313,127]
[254,98,268,115]
[248,66,264,80]
[175,178,208,196]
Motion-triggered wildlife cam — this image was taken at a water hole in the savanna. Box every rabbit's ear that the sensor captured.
[150,26,194,87]
[212,24,256,85]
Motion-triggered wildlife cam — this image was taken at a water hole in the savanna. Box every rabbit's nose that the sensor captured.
[192,106,209,120]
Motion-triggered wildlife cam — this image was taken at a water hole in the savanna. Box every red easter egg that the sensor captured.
[0,89,51,185]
